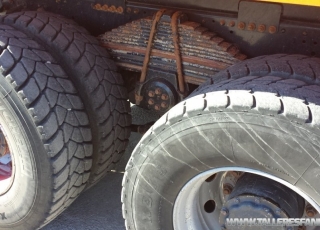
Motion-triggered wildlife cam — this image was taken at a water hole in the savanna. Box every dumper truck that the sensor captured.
[0,0,320,229]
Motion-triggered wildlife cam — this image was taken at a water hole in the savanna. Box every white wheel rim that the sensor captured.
[173,167,320,230]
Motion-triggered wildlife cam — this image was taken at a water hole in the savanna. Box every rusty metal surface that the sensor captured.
[100,12,246,85]
[104,43,232,69]
[140,9,166,83]
[171,11,185,94]
[92,4,124,14]
[116,62,207,85]
[134,9,166,105]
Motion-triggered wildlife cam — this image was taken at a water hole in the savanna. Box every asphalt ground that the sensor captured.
[44,105,160,230]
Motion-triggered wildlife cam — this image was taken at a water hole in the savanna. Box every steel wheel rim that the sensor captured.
[173,166,320,230]
[0,126,14,195]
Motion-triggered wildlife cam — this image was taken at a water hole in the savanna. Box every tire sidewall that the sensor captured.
[0,78,52,229]
[128,112,320,229]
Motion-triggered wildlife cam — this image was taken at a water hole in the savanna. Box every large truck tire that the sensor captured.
[194,53,320,94]
[122,55,320,230]
[0,25,92,230]
[1,11,131,186]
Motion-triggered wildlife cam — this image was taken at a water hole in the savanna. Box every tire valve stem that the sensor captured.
[220,208,228,216]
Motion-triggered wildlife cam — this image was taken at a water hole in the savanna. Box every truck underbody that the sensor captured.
[23,0,320,112]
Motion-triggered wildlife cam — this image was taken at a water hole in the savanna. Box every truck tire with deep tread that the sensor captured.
[0,25,92,230]
[193,54,320,95]
[1,11,131,186]
[122,54,320,230]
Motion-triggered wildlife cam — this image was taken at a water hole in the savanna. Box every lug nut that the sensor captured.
[161,102,168,108]
[148,99,155,105]
[238,22,245,30]
[148,90,155,97]
[269,25,277,34]
[306,204,317,217]
[161,94,169,100]
[248,23,256,31]
[223,184,233,195]
[154,104,161,111]
[228,21,235,27]
[220,208,228,216]
[155,88,162,95]
[220,20,225,26]
[258,24,266,32]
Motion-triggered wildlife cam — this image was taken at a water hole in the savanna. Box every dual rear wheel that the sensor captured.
[0,12,130,230]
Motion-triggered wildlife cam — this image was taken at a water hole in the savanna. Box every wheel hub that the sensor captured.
[219,195,289,230]
[219,173,305,229]
[173,167,319,230]
[142,79,177,113]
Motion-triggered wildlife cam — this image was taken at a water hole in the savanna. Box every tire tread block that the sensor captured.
[1,11,131,186]
[0,24,93,227]
[122,54,320,230]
